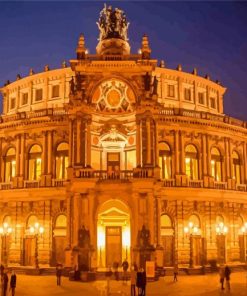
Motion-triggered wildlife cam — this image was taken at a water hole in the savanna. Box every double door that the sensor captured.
[107,153,120,179]
[106,226,122,267]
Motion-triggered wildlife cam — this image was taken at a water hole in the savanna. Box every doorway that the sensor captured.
[106,226,122,267]
[217,235,226,264]
[192,236,203,266]
[107,152,120,178]
[24,237,36,266]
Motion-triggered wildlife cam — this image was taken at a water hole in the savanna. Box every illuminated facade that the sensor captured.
[0,6,247,271]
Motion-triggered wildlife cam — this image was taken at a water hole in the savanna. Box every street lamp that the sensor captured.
[28,222,44,269]
[184,222,201,268]
[0,222,12,266]
[216,222,228,235]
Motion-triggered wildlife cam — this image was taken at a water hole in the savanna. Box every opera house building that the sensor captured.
[0,6,247,272]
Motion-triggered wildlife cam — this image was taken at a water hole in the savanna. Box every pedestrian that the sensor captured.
[173,264,178,282]
[140,268,146,296]
[130,266,137,296]
[2,272,8,296]
[219,264,225,290]
[122,259,129,283]
[9,270,17,296]
[225,265,231,291]
[136,268,142,296]
[56,263,63,286]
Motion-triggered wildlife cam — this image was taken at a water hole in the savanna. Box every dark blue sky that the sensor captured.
[0,1,246,120]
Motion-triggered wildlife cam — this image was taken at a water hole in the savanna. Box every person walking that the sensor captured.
[122,259,129,284]
[173,265,178,282]
[9,271,17,296]
[2,272,8,296]
[225,265,231,291]
[219,265,225,290]
[56,263,63,286]
[130,266,137,296]
[136,268,142,296]
[140,268,146,296]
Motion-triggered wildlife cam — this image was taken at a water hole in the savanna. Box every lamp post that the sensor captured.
[0,223,12,266]
[216,222,228,264]
[28,222,44,269]
[184,222,200,268]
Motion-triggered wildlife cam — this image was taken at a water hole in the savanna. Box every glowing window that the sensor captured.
[159,142,172,179]
[185,144,198,180]
[56,142,69,179]
[28,144,42,180]
[232,151,241,183]
[211,147,222,181]
[5,147,16,182]
[55,214,67,228]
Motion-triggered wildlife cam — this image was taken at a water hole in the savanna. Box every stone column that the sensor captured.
[0,138,3,182]
[47,130,53,175]
[146,118,151,164]
[194,81,198,110]
[68,118,74,167]
[42,131,48,175]
[15,135,21,177]
[206,135,211,176]
[243,142,247,183]
[136,119,141,167]
[177,77,183,108]
[175,131,180,174]
[180,131,185,175]
[76,117,82,165]
[73,193,80,247]
[19,134,25,186]
[86,119,92,167]
[224,137,230,179]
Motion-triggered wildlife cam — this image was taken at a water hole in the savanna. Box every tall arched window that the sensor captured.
[185,144,198,180]
[232,151,241,183]
[28,145,42,180]
[211,147,222,181]
[4,147,16,182]
[159,142,172,179]
[55,142,69,179]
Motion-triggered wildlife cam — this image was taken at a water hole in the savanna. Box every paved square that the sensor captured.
[4,272,247,296]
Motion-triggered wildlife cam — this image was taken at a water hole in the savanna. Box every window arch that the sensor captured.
[4,147,16,182]
[211,147,222,181]
[55,142,69,179]
[160,214,174,267]
[159,142,172,179]
[26,215,38,227]
[185,144,199,180]
[55,214,67,228]
[28,144,42,180]
[188,214,200,228]
[161,214,173,228]
[232,151,241,183]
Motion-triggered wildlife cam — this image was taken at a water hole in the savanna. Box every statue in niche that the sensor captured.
[78,225,90,248]
[138,225,151,248]
[143,72,151,91]
[70,77,75,95]
[76,74,82,92]
[152,76,158,95]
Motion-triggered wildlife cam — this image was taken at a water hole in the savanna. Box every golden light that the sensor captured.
[39,226,44,234]
[7,227,12,234]
[185,158,190,164]
[0,227,3,234]
[188,221,193,228]
[97,227,105,248]
[123,227,130,248]
[3,222,8,229]
[30,226,34,233]
[35,222,39,229]
[184,226,189,234]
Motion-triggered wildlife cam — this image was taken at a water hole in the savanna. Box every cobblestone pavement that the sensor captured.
[3,272,247,296]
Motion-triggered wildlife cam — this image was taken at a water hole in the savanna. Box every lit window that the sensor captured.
[159,142,172,179]
[167,85,175,98]
[198,92,204,105]
[211,147,222,181]
[210,97,216,108]
[35,89,43,101]
[4,148,16,182]
[184,88,191,101]
[22,93,28,105]
[185,145,198,180]
[56,142,69,179]
[28,145,42,180]
[52,85,60,98]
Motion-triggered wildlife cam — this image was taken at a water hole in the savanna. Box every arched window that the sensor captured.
[26,215,38,228]
[232,151,241,183]
[185,144,198,180]
[159,142,172,179]
[55,214,67,228]
[28,145,42,180]
[160,214,174,266]
[4,147,16,182]
[211,147,222,181]
[188,214,200,228]
[55,142,69,179]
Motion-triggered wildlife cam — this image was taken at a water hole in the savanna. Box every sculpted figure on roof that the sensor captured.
[96,3,130,41]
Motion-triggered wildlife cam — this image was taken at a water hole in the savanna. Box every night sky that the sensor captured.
[0,1,246,120]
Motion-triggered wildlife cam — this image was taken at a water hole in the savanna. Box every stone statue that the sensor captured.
[70,77,75,94]
[78,225,90,248]
[139,225,151,248]
[144,72,151,91]
[152,76,158,95]
[96,4,130,41]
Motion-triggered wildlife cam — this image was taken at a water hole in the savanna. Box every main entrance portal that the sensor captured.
[97,200,130,269]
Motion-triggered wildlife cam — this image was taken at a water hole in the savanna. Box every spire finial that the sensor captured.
[141,34,151,59]
[77,34,86,60]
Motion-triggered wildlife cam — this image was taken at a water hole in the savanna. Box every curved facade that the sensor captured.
[0,7,247,271]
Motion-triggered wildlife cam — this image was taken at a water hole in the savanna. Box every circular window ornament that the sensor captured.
[106,89,121,107]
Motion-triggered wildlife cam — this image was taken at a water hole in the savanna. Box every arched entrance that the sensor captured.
[97,200,131,269]
[160,214,174,266]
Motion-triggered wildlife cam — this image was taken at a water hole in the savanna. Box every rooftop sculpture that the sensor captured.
[96,4,130,41]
